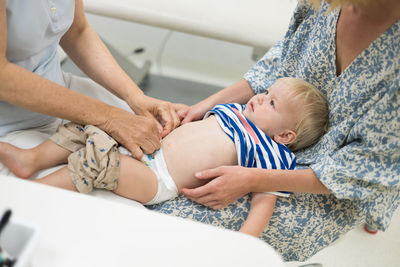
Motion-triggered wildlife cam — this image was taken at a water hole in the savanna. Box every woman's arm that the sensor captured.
[182,166,330,209]
[179,79,255,124]
[60,0,140,106]
[250,168,331,194]
[239,193,277,237]
[0,1,176,159]
[60,0,179,137]
[0,1,119,130]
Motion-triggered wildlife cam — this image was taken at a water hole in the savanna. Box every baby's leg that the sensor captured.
[0,140,71,179]
[36,154,158,204]
[112,155,158,204]
[35,166,78,191]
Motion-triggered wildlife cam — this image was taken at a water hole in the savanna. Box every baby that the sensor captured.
[0,77,329,237]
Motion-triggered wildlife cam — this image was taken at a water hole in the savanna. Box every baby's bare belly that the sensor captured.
[161,116,237,191]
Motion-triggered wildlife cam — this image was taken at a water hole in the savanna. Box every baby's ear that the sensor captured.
[273,130,297,145]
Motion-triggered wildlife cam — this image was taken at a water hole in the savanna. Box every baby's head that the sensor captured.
[243,77,329,151]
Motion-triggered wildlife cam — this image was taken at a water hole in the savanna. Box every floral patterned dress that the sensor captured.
[150,1,400,261]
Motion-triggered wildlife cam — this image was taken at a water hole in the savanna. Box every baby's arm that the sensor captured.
[239,192,277,237]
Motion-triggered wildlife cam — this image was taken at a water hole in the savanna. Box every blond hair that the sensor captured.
[279,77,329,151]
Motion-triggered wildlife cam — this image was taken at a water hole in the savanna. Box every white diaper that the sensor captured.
[118,147,178,205]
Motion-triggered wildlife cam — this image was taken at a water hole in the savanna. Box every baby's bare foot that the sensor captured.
[0,142,36,178]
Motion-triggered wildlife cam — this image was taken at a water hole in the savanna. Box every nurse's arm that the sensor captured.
[60,0,180,138]
[0,0,114,126]
[59,0,143,106]
[0,1,159,159]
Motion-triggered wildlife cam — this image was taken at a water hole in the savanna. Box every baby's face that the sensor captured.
[243,80,303,139]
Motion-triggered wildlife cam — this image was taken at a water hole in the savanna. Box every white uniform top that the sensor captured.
[0,0,75,136]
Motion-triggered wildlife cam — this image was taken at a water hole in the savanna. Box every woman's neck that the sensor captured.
[335,0,400,76]
[349,0,400,24]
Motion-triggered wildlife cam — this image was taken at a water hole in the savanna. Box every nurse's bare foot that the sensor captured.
[0,142,36,178]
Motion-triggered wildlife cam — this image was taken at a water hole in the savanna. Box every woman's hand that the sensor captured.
[100,107,161,160]
[182,166,255,209]
[172,103,189,121]
[178,100,215,124]
[127,94,181,138]
[178,79,255,124]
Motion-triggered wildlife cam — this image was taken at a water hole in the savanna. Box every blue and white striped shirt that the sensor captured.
[205,103,296,196]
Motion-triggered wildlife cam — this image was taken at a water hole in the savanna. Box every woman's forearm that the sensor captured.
[204,78,255,108]
[249,168,331,195]
[179,78,256,124]
[0,0,118,129]
[183,166,331,210]
[60,0,142,103]
[0,61,115,126]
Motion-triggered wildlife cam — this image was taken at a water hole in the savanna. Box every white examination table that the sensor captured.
[82,0,297,83]
[0,175,285,267]
[83,0,296,49]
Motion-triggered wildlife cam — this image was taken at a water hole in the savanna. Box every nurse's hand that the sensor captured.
[100,107,161,160]
[127,94,181,138]
[182,166,254,209]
